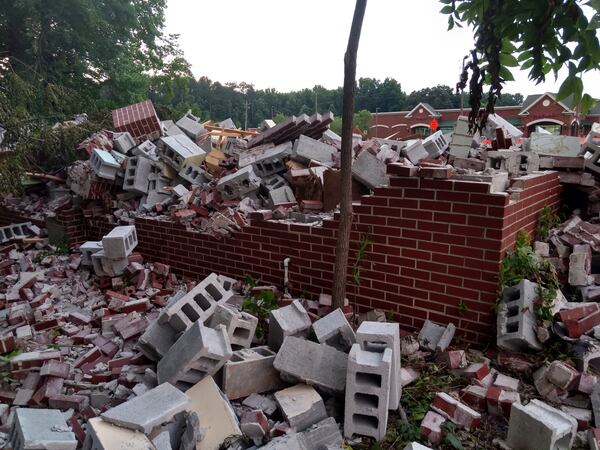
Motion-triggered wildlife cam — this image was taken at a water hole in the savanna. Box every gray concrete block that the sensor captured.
[101,383,190,434]
[422,131,449,158]
[417,320,456,352]
[176,112,206,139]
[9,408,77,450]
[403,139,428,164]
[301,417,342,450]
[157,134,206,171]
[207,304,258,349]
[592,384,600,427]
[178,160,211,185]
[530,133,582,156]
[123,156,155,194]
[102,225,137,259]
[357,321,401,409]
[261,174,288,192]
[343,344,392,441]
[217,166,261,200]
[274,384,328,432]
[113,132,136,154]
[162,273,232,333]
[268,300,311,351]
[242,393,278,416]
[292,135,337,164]
[91,250,128,277]
[497,280,542,352]
[313,308,356,352]
[352,150,389,189]
[157,322,232,391]
[136,314,179,361]
[0,222,33,244]
[506,399,577,450]
[80,241,103,266]
[252,141,293,177]
[222,346,286,400]
[274,336,348,395]
[268,185,296,207]
[90,149,120,180]
[260,433,307,450]
[486,150,521,174]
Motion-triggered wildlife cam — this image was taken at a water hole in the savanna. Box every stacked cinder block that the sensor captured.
[157,322,233,390]
[90,225,138,277]
[89,149,121,180]
[356,321,401,409]
[79,241,103,266]
[497,279,542,351]
[343,343,393,441]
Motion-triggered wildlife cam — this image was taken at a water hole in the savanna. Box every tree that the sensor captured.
[353,109,372,133]
[442,0,600,132]
[332,0,368,309]
[0,0,187,116]
[405,85,461,109]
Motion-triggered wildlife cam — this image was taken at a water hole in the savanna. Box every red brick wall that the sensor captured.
[112,100,162,141]
[0,209,45,228]
[2,170,562,345]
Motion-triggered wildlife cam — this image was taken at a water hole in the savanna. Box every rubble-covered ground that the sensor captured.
[1,100,600,449]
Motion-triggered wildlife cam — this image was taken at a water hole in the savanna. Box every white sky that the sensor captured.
[165,0,600,98]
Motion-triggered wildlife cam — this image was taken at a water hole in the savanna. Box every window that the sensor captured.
[412,126,431,137]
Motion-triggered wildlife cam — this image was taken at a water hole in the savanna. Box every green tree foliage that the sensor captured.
[442,0,600,131]
[405,85,462,109]
[0,0,189,117]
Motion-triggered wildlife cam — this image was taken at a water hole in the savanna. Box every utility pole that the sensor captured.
[375,107,379,138]
[314,89,318,114]
[244,98,248,130]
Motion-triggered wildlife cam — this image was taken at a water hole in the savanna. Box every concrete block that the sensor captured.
[252,141,293,177]
[137,312,180,361]
[157,134,206,171]
[8,408,77,450]
[178,160,210,185]
[452,172,509,192]
[403,139,428,164]
[343,344,392,441]
[274,384,328,432]
[592,384,600,427]
[113,132,136,154]
[422,130,449,158]
[569,244,592,287]
[123,156,156,194]
[101,383,189,433]
[222,346,286,400]
[301,417,343,450]
[216,166,261,200]
[152,430,173,450]
[91,250,128,277]
[157,322,232,391]
[547,361,579,390]
[507,399,578,450]
[417,319,455,352]
[268,300,311,351]
[356,321,401,409]
[312,308,356,352]
[90,149,120,180]
[176,112,206,139]
[80,241,103,266]
[530,132,582,156]
[207,304,258,349]
[261,433,307,450]
[132,139,157,159]
[0,222,33,244]
[186,376,242,450]
[102,225,137,259]
[484,113,523,140]
[261,174,288,192]
[292,134,337,164]
[242,393,278,416]
[274,336,348,395]
[83,416,154,449]
[486,150,521,174]
[268,186,296,208]
[352,150,389,189]
[497,279,542,352]
[162,273,232,333]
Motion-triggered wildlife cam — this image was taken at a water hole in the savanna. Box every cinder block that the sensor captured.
[417,319,455,352]
[207,304,258,349]
[403,139,428,164]
[101,383,190,434]
[113,132,136,153]
[486,150,521,174]
[223,346,286,400]
[352,150,389,189]
[252,141,293,177]
[312,308,356,352]
[157,322,232,391]
[217,165,261,200]
[356,321,401,409]
[137,292,184,361]
[122,156,155,194]
[274,384,328,432]
[102,226,138,259]
[161,273,232,333]
[301,417,343,450]
[176,111,206,139]
[292,135,337,164]
[269,185,296,208]
[274,336,348,395]
[268,300,311,351]
[157,134,206,171]
[91,250,128,277]
[8,408,77,450]
[569,244,592,287]
[497,279,542,351]
[89,149,121,180]
[343,344,392,441]
[83,417,154,450]
[0,222,33,244]
[80,241,103,266]
[507,399,578,450]
[261,174,287,192]
[422,130,449,158]
[178,160,210,185]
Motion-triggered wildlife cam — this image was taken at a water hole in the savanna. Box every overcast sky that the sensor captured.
[165,0,600,98]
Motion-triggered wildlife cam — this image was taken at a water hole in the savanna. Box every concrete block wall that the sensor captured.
[1,168,562,344]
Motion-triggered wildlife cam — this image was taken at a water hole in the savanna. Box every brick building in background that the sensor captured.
[370,92,600,140]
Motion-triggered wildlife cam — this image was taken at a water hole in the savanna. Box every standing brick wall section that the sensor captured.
[1,169,561,344]
[111,100,162,141]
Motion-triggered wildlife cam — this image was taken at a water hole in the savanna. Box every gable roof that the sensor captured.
[405,102,441,118]
[519,92,575,115]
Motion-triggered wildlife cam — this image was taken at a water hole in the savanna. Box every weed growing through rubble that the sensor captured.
[536,205,561,241]
[352,226,373,286]
[497,230,560,320]
[241,274,278,339]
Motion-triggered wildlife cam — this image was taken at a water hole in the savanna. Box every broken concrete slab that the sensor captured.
[274,384,328,432]
[352,150,389,190]
[83,417,154,449]
[8,408,77,450]
[101,382,190,433]
[312,308,356,352]
[417,320,455,352]
[268,300,311,351]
